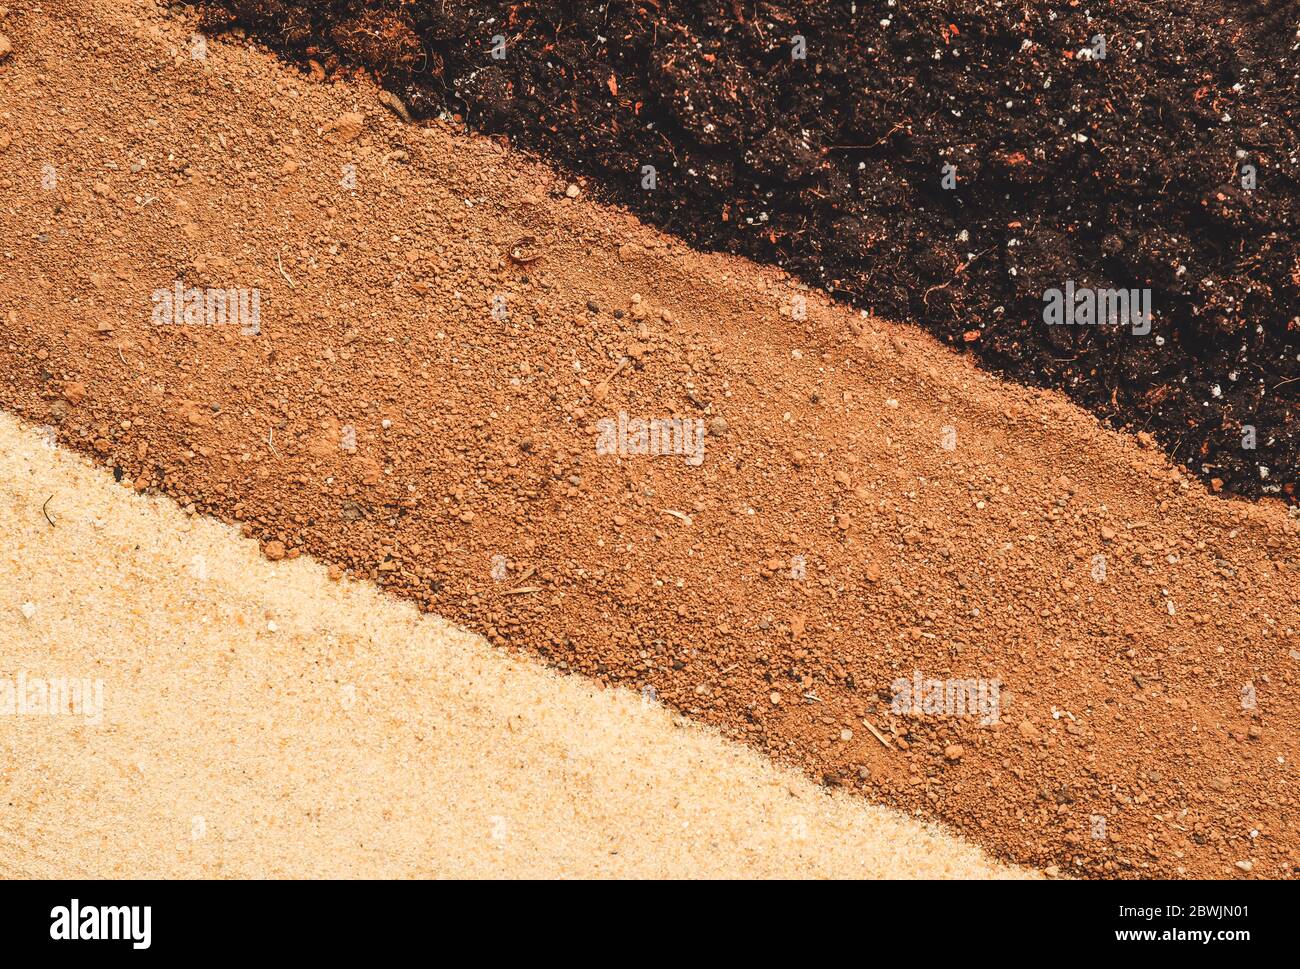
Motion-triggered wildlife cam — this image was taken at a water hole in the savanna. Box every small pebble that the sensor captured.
[20,601,36,620]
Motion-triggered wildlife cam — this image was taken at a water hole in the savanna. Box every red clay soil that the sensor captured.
[1,0,1298,879]
[189,0,1300,505]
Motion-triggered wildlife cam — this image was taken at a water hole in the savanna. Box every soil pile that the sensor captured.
[191,0,1299,502]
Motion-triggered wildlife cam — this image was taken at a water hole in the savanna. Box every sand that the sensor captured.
[0,411,1026,878]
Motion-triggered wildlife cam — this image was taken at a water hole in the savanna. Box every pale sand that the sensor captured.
[0,412,1028,878]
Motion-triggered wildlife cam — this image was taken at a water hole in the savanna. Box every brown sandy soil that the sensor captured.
[0,0,1297,879]
[0,411,1027,879]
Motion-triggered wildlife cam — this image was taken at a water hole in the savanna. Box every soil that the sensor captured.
[187,0,1300,504]
[2,0,1299,880]
[1,411,1025,880]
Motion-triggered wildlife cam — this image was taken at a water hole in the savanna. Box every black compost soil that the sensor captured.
[192,0,1299,502]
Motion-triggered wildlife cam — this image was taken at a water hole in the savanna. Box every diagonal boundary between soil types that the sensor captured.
[185,0,1300,505]
[0,410,1033,880]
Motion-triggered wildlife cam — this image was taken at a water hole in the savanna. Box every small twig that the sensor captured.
[662,508,693,525]
[42,494,56,528]
[267,426,280,458]
[923,245,995,306]
[1274,377,1299,391]
[825,124,906,151]
[277,246,296,289]
[501,586,542,595]
[862,717,894,749]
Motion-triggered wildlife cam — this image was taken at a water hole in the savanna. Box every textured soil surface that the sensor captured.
[2,0,1299,879]
[1,411,1025,879]
[188,0,1300,503]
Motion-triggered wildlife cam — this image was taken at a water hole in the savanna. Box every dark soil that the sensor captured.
[191,0,1299,501]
